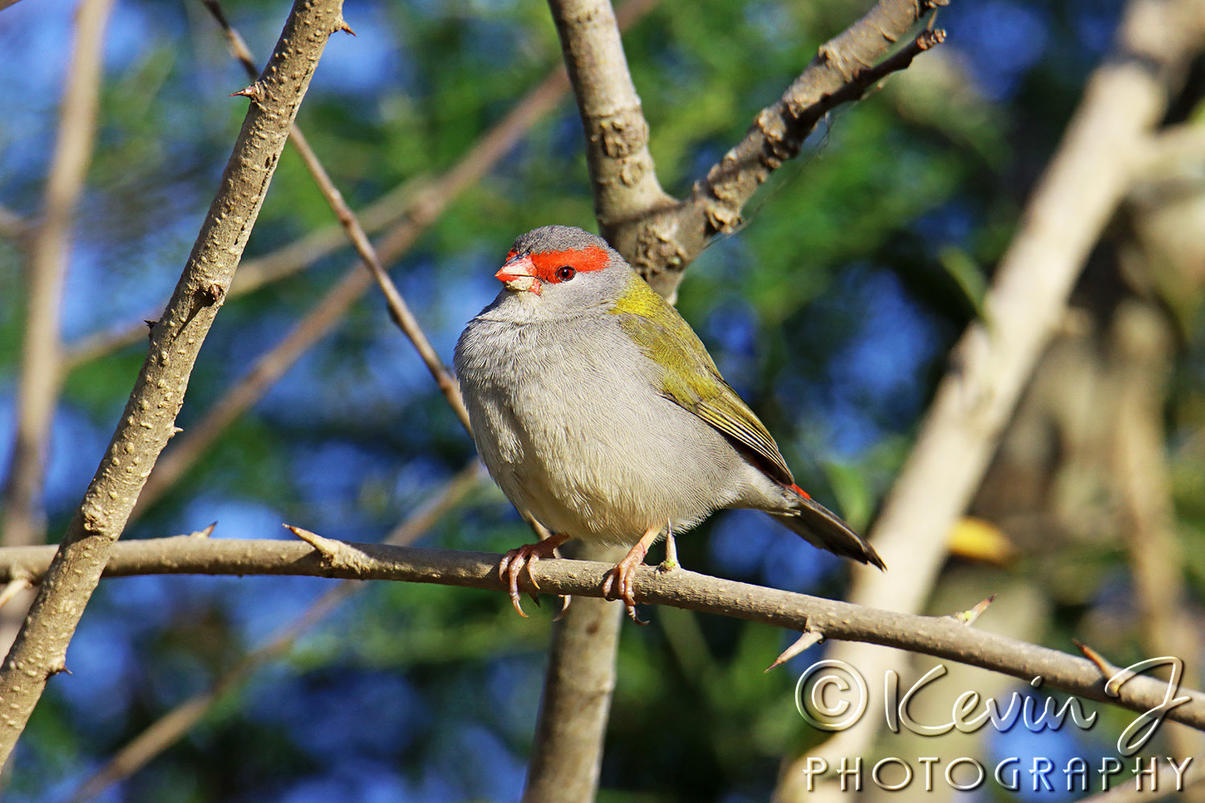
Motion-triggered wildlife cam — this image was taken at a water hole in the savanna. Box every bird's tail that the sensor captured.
[771,484,886,570]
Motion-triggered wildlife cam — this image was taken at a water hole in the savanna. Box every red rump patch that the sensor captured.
[528,245,609,285]
[788,483,812,500]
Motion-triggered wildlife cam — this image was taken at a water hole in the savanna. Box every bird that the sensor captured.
[453,225,884,622]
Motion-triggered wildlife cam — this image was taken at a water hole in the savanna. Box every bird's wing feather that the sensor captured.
[610,278,794,485]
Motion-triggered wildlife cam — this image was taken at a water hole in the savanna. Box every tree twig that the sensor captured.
[57,0,660,375]
[0,0,348,767]
[70,461,483,802]
[128,0,661,522]
[2,0,115,552]
[623,0,945,298]
[776,0,1205,797]
[0,535,1202,731]
[201,0,468,428]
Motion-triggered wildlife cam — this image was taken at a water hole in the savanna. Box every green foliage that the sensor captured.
[3,0,1202,799]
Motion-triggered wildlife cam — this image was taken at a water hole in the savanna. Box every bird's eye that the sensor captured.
[555,265,576,281]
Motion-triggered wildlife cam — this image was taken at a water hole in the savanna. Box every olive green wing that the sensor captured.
[610,279,794,485]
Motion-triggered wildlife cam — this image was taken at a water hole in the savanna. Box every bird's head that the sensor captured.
[493,226,632,315]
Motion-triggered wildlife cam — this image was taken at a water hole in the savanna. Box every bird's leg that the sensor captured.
[498,532,571,617]
[658,520,678,573]
[602,525,661,624]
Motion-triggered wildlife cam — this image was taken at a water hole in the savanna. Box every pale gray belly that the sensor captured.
[455,316,756,544]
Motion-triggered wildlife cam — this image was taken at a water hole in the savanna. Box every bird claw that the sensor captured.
[552,594,573,622]
[497,536,567,617]
[602,558,648,625]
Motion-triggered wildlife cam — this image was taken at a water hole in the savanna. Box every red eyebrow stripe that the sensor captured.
[528,245,609,284]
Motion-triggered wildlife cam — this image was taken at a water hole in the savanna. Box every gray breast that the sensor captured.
[454,311,751,543]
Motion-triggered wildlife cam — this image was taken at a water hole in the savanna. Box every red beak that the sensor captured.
[495,254,541,295]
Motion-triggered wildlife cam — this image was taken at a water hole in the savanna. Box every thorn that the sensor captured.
[0,578,32,610]
[659,521,679,572]
[766,628,824,673]
[231,82,264,102]
[170,426,184,437]
[952,594,995,626]
[47,661,71,678]
[284,523,342,563]
[1073,639,1125,694]
[196,282,224,306]
[144,319,158,330]
[189,521,218,538]
[336,17,356,36]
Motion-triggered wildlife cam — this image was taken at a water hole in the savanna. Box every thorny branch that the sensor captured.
[56,0,662,374]
[777,0,1205,797]
[532,2,944,798]
[70,462,484,802]
[202,0,468,430]
[0,536,1202,732]
[0,0,348,767]
[121,0,660,522]
[613,0,947,298]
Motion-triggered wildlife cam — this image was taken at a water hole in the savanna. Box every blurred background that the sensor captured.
[1,0,1203,800]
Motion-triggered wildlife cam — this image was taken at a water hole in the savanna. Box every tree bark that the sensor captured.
[0,535,1201,732]
[777,0,1205,796]
[0,0,347,767]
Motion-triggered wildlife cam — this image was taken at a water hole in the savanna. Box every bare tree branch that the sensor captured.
[2,0,114,551]
[57,0,661,375]
[71,461,483,802]
[529,2,943,795]
[1112,301,1203,761]
[130,65,569,520]
[0,535,1202,732]
[547,0,675,237]
[202,0,468,428]
[129,265,374,518]
[624,0,944,298]
[523,543,626,803]
[0,0,348,767]
[777,0,1205,797]
[128,0,662,522]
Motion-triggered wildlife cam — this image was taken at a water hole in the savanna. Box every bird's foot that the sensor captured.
[602,530,658,625]
[498,533,570,617]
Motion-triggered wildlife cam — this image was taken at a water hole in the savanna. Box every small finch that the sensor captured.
[454,226,883,621]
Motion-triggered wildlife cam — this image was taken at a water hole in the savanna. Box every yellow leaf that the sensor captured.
[948,517,1016,565]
